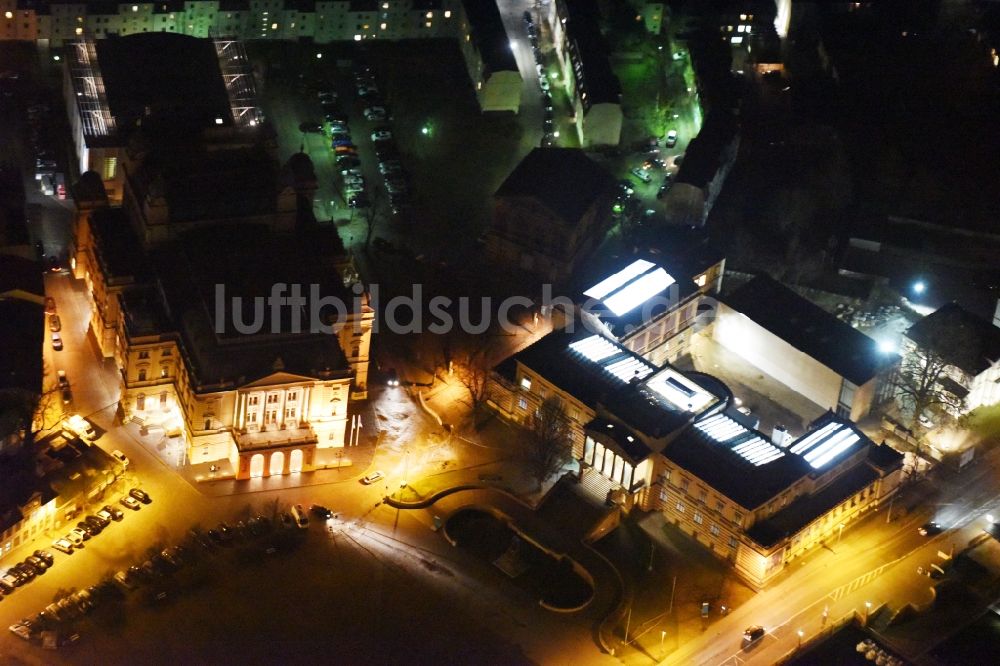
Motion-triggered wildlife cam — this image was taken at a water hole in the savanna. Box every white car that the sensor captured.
[62,414,97,440]
[66,531,85,546]
[371,130,392,142]
[665,129,678,147]
[361,470,384,485]
[364,106,387,121]
[111,449,130,468]
[52,538,74,554]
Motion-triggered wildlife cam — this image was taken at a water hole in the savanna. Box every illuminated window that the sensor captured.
[270,22,277,29]
[75,27,83,35]
[517,397,527,410]
[4,11,12,19]
[380,22,386,29]
[382,2,388,7]
[425,11,432,18]
[709,524,720,536]
[693,511,703,525]
[675,501,685,513]
[249,395,259,406]
[353,34,361,41]
[740,14,747,20]
[444,10,451,18]
[728,536,738,549]
[695,274,707,287]
[102,157,117,180]
[132,5,138,12]
[425,21,431,27]
[733,511,743,525]
[363,23,369,29]
[520,377,531,390]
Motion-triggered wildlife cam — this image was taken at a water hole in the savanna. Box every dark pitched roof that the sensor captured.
[495,148,615,225]
[663,425,812,510]
[90,207,147,281]
[95,33,231,133]
[461,0,518,73]
[723,275,897,385]
[905,302,1000,377]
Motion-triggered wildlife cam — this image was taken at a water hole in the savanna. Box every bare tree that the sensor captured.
[520,396,573,489]
[361,186,387,252]
[896,345,966,431]
[453,342,492,413]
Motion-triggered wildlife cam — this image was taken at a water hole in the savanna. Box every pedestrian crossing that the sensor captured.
[828,564,889,601]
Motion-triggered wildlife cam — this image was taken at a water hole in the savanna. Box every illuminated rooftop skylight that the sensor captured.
[788,421,863,469]
[694,413,786,466]
[568,335,655,384]
[646,368,716,413]
[584,259,654,300]
[602,268,676,316]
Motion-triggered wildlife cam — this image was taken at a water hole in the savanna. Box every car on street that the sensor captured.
[57,370,69,389]
[318,90,337,103]
[341,167,363,178]
[88,513,110,528]
[743,625,765,647]
[332,137,355,147]
[379,160,402,175]
[111,449,130,468]
[371,129,392,142]
[51,539,73,554]
[361,470,385,485]
[120,495,141,510]
[310,504,333,519]
[45,296,56,313]
[33,550,54,567]
[78,520,99,536]
[665,129,678,147]
[8,623,31,640]
[48,313,61,332]
[298,121,323,134]
[61,387,72,404]
[25,555,48,572]
[96,508,114,524]
[386,368,399,386]
[630,167,652,184]
[337,156,361,168]
[65,531,84,546]
[51,331,62,350]
[539,77,549,92]
[129,488,152,503]
[919,521,943,536]
[70,526,91,541]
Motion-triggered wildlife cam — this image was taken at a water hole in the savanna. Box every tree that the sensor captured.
[520,396,573,489]
[895,344,966,432]
[453,345,491,413]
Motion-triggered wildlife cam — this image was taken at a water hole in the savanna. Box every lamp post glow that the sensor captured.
[797,629,804,647]
[988,514,995,524]
[316,52,323,59]
[913,280,926,295]
[864,601,872,623]
[421,124,431,136]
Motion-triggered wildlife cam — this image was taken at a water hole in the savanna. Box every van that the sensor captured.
[290,504,310,529]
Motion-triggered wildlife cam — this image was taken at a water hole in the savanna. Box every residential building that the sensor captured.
[904,303,1000,413]
[488,315,903,589]
[456,0,522,112]
[544,0,622,147]
[487,148,615,284]
[711,274,899,421]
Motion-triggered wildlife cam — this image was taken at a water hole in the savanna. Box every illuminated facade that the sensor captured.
[710,275,899,421]
[488,315,902,588]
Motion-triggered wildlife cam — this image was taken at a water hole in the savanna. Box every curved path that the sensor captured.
[389,485,624,655]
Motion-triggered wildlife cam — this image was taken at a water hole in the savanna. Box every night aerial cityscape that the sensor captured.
[0,0,999,664]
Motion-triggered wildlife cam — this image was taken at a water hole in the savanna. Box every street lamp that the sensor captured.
[864,601,872,623]
[660,630,666,653]
[797,629,804,648]
[912,280,926,295]
[421,123,431,136]
[316,52,323,59]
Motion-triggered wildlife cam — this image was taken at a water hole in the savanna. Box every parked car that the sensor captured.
[70,526,92,541]
[51,331,62,350]
[113,571,137,591]
[348,194,370,209]
[298,121,323,134]
[56,370,69,389]
[361,470,384,485]
[386,368,400,386]
[62,414,96,440]
[88,513,109,528]
[33,550,54,567]
[120,495,141,510]
[290,504,310,529]
[48,313,61,332]
[77,521,99,536]
[630,167,652,184]
[102,504,124,521]
[364,106,387,121]
[129,488,152,504]
[51,539,73,554]
[25,556,48,572]
[371,129,392,142]
[332,137,355,147]
[111,449,130,468]
[665,129,678,147]
[44,297,56,313]
[61,387,72,404]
